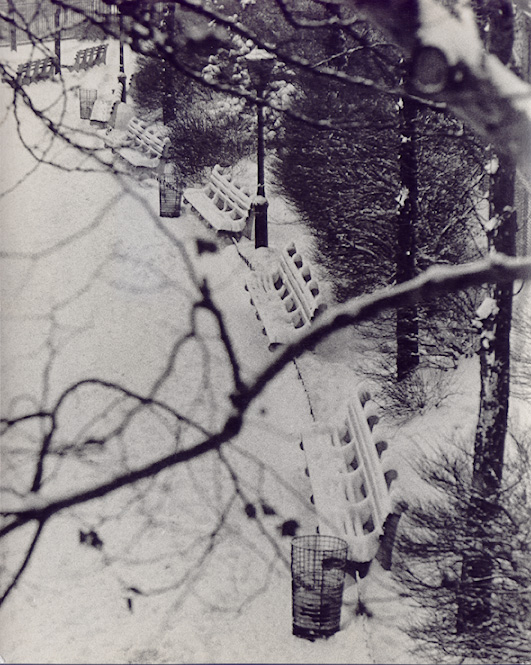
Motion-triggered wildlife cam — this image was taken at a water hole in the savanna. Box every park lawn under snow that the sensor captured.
[0,39,529,665]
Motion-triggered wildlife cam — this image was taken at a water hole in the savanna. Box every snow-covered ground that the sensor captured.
[0,39,529,664]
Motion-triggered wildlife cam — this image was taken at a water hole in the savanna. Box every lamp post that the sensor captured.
[245,48,275,249]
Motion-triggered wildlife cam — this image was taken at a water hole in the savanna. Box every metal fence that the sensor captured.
[0,1,118,46]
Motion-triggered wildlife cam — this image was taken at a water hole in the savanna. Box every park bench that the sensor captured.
[245,241,327,350]
[182,164,254,234]
[16,56,58,85]
[300,386,403,566]
[68,44,108,72]
[104,116,170,170]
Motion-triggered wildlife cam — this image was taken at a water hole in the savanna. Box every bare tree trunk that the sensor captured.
[161,2,176,125]
[118,11,126,103]
[456,155,517,633]
[9,0,16,52]
[54,6,61,75]
[456,0,516,633]
[396,94,419,381]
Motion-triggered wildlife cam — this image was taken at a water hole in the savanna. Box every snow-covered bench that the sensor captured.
[182,164,254,234]
[67,44,108,72]
[300,387,402,565]
[89,82,123,127]
[103,102,135,134]
[17,56,57,85]
[105,117,170,170]
[245,242,327,350]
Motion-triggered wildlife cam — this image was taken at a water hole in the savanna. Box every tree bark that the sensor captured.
[396,94,420,381]
[161,3,176,125]
[346,0,531,170]
[8,0,16,52]
[456,155,516,633]
[54,6,61,75]
[456,0,516,633]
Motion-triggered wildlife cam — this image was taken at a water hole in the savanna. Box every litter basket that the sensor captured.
[159,162,183,218]
[291,534,348,640]
[79,88,97,119]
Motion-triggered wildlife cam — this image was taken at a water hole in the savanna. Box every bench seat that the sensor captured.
[117,146,163,169]
[183,188,248,233]
[245,269,307,348]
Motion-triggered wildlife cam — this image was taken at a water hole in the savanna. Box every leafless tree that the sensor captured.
[1,0,531,660]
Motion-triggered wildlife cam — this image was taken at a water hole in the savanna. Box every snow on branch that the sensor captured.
[346,0,531,169]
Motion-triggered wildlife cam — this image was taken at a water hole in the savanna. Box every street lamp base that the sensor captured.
[254,200,268,249]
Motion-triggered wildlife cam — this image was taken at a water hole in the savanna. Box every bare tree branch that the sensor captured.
[0,520,45,605]
[2,253,530,541]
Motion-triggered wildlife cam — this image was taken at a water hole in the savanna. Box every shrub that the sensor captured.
[394,435,531,663]
[130,55,255,182]
[370,362,456,423]
[168,109,254,182]
[273,36,485,369]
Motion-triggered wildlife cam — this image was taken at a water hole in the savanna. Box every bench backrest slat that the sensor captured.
[334,398,392,531]
[30,59,42,82]
[124,117,169,159]
[278,242,325,324]
[17,62,31,84]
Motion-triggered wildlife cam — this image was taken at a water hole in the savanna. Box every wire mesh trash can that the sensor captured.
[159,163,183,218]
[291,535,348,640]
[79,88,97,119]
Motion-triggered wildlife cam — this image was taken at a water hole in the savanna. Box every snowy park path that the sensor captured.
[0,40,396,664]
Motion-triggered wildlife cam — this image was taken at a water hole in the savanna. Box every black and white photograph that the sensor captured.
[1,1,530,663]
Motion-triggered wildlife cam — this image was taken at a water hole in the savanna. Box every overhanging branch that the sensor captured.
[345,0,531,168]
[2,254,530,539]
